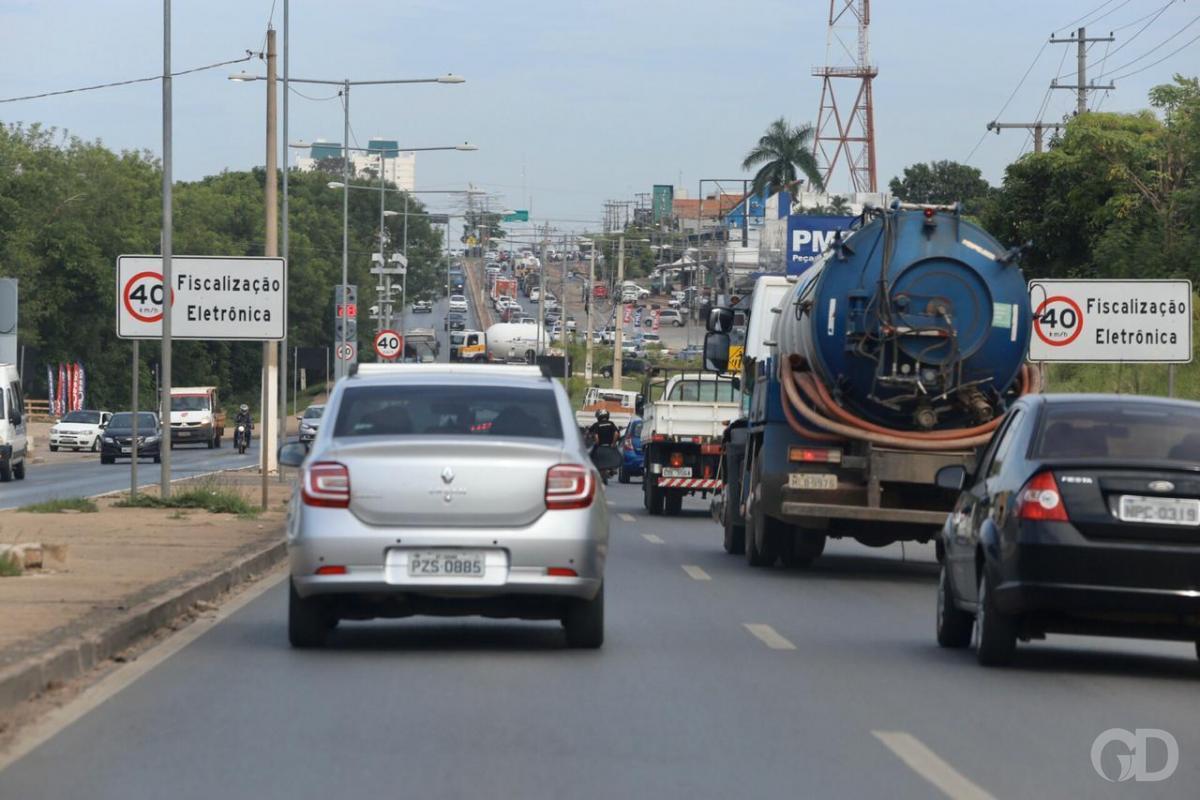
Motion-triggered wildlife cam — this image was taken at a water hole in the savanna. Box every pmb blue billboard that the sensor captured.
[787,215,855,275]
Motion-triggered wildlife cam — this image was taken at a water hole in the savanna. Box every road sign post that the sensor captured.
[334,285,358,379]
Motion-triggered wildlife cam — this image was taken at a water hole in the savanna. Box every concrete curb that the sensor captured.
[0,539,286,711]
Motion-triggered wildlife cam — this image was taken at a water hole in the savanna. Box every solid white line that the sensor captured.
[642,533,664,544]
[743,623,795,650]
[618,513,636,523]
[0,568,287,773]
[872,731,996,800]
[681,565,711,581]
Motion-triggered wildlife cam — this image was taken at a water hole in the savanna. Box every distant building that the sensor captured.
[294,138,415,191]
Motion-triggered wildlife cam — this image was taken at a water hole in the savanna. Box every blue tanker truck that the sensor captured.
[706,202,1037,567]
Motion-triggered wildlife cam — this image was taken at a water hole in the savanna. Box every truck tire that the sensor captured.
[664,491,683,516]
[936,565,973,649]
[744,457,775,566]
[722,493,745,555]
[645,475,664,515]
[288,578,337,648]
[618,464,630,484]
[780,530,825,568]
[0,462,12,482]
[207,433,216,449]
[975,570,1016,666]
[13,458,25,480]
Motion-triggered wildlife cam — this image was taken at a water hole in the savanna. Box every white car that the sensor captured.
[528,288,542,302]
[640,333,668,354]
[50,410,113,452]
[448,295,468,313]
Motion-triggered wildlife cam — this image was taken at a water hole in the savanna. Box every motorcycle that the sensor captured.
[588,443,622,485]
[235,424,250,454]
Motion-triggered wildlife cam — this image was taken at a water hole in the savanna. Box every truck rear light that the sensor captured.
[302,462,351,508]
[789,446,842,464]
[315,565,347,575]
[700,443,723,455]
[546,464,595,510]
[1017,471,1068,522]
[651,434,667,443]
[669,452,685,467]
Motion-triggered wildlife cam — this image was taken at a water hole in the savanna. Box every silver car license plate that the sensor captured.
[408,550,487,578]
[789,473,837,490]
[1118,495,1200,526]
[661,467,692,478]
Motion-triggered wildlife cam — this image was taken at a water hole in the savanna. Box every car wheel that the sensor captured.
[207,435,215,449]
[618,465,629,484]
[91,438,99,452]
[563,583,604,649]
[674,321,683,327]
[780,530,825,568]
[936,565,973,649]
[974,570,1016,666]
[664,491,683,516]
[13,459,25,480]
[101,455,114,465]
[645,476,664,515]
[288,578,336,648]
[49,444,58,452]
[0,462,11,482]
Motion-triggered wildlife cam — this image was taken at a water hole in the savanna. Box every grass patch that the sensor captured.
[115,480,259,517]
[0,555,21,577]
[18,497,98,514]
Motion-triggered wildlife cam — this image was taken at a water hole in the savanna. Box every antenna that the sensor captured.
[812,0,878,192]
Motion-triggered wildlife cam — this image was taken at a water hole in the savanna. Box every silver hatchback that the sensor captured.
[279,364,609,648]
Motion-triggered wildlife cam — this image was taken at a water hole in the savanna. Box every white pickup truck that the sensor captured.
[574,387,640,432]
[641,371,740,516]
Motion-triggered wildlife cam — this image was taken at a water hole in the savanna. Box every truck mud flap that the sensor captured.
[658,478,722,490]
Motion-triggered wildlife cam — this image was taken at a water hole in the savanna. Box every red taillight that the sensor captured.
[303,461,351,508]
[789,446,842,464]
[546,567,577,577]
[545,464,595,510]
[315,565,347,575]
[1017,471,1067,522]
[669,452,685,467]
[651,434,667,443]
[701,443,723,455]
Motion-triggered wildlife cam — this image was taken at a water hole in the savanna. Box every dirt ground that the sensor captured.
[0,471,291,665]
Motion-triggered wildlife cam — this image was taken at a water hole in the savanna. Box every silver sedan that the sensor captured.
[279,364,609,648]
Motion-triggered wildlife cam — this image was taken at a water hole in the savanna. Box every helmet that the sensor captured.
[596,409,610,422]
[239,404,249,413]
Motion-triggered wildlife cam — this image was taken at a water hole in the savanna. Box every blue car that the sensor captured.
[618,417,644,484]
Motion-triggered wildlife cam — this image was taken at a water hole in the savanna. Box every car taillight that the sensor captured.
[545,464,595,510]
[303,462,350,508]
[1017,471,1067,522]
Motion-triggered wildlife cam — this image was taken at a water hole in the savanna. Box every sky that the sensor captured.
[1,0,1197,233]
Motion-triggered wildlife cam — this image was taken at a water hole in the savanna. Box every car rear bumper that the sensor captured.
[288,504,607,604]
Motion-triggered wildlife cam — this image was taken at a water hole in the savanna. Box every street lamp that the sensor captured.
[230,70,466,380]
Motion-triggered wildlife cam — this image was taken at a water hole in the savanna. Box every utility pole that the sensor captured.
[261,26,279,501]
[1050,27,1115,116]
[160,0,173,498]
[985,121,1064,153]
[585,246,595,383]
[612,235,625,389]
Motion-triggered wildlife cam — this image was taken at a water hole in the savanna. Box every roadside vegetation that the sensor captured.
[0,555,21,577]
[115,480,259,518]
[18,497,99,514]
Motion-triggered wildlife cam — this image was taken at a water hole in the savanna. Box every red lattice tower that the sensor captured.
[812,0,878,192]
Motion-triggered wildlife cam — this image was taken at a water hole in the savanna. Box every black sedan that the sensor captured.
[444,311,467,331]
[599,358,649,379]
[99,411,163,464]
[935,393,1200,666]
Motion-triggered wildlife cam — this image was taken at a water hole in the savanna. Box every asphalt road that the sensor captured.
[0,439,261,510]
[1,484,1197,799]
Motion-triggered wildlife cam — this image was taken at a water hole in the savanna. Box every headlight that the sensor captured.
[144,435,160,444]
[102,437,114,444]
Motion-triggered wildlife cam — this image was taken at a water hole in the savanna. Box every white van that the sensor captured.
[485,322,543,364]
[0,364,28,481]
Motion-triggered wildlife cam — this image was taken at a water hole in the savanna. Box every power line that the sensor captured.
[1081,0,1135,29]
[1054,0,1119,34]
[0,52,254,104]
[1058,0,1176,80]
[1096,13,1200,79]
[289,86,339,102]
[1109,29,1200,80]
[1113,0,1177,31]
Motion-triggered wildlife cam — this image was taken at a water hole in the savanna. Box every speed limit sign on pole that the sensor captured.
[374,329,403,361]
[335,342,357,361]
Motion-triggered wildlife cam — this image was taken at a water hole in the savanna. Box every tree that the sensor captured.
[888,160,993,212]
[741,118,824,196]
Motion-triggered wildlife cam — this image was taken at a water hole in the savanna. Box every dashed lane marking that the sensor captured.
[681,565,711,581]
[618,513,636,523]
[642,533,664,544]
[743,623,796,650]
[872,731,996,800]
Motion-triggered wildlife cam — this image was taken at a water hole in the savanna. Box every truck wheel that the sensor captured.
[0,462,12,483]
[288,578,336,649]
[722,495,745,555]
[207,434,216,449]
[975,571,1016,666]
[13,459,25,480]
[645,477,664,515]
[780,530,825,568]
[744,458,774,566]
[664,492,683,516]
[936,565,973,649]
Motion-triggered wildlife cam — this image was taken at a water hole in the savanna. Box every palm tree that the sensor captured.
[741,118,824,196]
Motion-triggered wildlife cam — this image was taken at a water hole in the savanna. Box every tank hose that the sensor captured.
[778,356,1041,451]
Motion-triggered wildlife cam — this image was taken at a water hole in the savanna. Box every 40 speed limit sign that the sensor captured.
[373,329,403,360]
[1029,279,1192,363]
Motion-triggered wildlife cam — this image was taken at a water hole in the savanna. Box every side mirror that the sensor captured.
[635,396,645,416]
[935,464,967,491]
[704,332,730,373]
[9,412,22,427]
[278,442,308,468]
[707,306,734,334]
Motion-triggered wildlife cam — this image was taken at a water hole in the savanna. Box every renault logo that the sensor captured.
[441,467,455,484]
[1148,480,1174,493]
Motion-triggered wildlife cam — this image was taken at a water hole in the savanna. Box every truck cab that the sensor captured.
[169,386,225,449]
[0,363,28,481]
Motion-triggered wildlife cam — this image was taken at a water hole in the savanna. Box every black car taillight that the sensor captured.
[1017,471,1068,522]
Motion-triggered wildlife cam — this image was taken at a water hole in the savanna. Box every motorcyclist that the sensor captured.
[235,404,252,444]
[587,409,620,450]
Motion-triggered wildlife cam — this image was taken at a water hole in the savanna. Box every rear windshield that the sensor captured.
[333,384,562,440]
[1035,403,1200,462]
[667,378,738,403]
